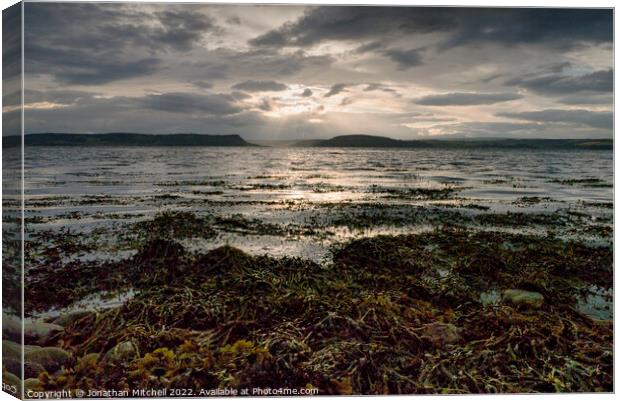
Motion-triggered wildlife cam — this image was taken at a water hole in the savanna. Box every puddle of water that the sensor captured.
[479,288,501,306]
[576,285,613,321]
[26,289,135,323]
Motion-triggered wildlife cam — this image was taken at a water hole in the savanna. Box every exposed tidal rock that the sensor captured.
[3,356,46,379]
[421,322,462,347]
[102,340,139,364]
[24,322,64,345]
[25,347,71,373]
[2,371,21,397]
[502,289,544,309]
[24,378,43,393]
[3,340,42,360]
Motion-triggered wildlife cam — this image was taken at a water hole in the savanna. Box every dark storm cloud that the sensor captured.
[324,83,348,97]
[498,109,612,130]
[557,94,613,105]
[140,92,243,115]
[26,44,161,85]
[232,80,288,92]
[250,7,612,49]
[249,7,454,47]
[24,3,217,84]
[382,48,425,69]
[188,48,334,82]
[25,3,215,52]
[505,69,612,95]
[415,92,523,106]
[18,4,612,139]
[150,10,216,51]
[192,81,214,89]
[2,3,22,82]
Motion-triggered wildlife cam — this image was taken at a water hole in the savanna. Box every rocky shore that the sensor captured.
[5,226,613,395]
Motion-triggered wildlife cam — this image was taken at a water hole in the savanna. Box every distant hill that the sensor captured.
[2,133,612,150]
[2,133,256,147]
[293,134,612,150]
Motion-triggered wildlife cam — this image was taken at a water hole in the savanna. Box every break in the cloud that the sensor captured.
[7,3,613,139]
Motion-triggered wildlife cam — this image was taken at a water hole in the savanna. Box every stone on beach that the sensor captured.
[25,347,71,373]
[421,322,462,347]
[502,289,544,309]
[24,378,43,393]
[3,340,42,360]
[3,356,45,379]
[2,371,21,397]
[102,340,139,364]
[24,322,64,345]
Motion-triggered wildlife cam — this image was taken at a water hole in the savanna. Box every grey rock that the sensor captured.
[502,289,544,309]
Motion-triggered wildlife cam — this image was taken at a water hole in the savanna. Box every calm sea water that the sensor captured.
[21,145,612,255]
[24,146,613,201]
[17,146,614,319]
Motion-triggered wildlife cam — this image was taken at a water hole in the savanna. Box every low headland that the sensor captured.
[2,133,612,150]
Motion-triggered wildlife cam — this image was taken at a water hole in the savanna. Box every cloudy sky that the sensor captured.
[4,3,614,139]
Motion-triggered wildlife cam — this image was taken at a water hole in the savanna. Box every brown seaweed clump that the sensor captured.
[29,227,612,394]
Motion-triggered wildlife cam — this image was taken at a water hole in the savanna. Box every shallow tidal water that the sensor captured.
[19,146,613,319]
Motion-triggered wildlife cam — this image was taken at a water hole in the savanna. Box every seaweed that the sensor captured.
[29,225,612,395]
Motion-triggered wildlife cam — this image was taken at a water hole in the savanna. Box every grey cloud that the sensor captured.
[258,98,276,111]
[22,89,97,105]
[415,92,523,106]
[24,3,218,84]
[250,7,612,50]
[192,48,333,81]
[2,3,22,82]
[150,10,216,51]
[364,83,397,93]
[498,109,612,130]
[439,9,612,50]
[249,7,454,47]
[324,83,347,97]
[140,92,243,115]
[25,35,162,85]
[230,91,252,100]
[26,4,216,52]
[301,88,313,97]
[382,48,425,70]
[192,81,213,89]
[558,94,613,105]
[226,16,241,25]
[355,41,384,54]
[27,45,161,85]
[232,80,288,92]
[505,69,612,95]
